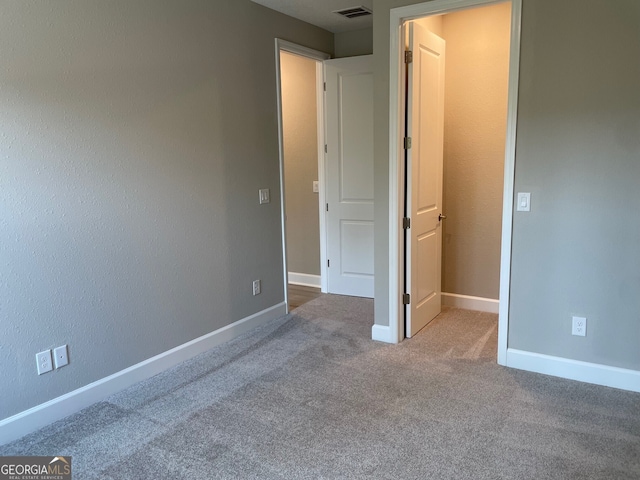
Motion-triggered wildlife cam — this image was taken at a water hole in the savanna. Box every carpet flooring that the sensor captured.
[2,295,639,479]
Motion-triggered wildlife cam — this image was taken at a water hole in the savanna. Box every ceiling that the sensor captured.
[250,0,373,33]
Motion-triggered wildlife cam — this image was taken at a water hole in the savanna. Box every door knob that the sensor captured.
[439,214,447,221]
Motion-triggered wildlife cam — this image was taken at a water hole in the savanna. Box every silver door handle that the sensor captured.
[439,214,447,221]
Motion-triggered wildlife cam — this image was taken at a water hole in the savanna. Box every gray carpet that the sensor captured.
[2,295,639,479]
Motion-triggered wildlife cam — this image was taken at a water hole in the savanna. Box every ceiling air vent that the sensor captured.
[333,6,372,19]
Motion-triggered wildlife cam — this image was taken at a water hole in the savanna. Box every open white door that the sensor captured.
[324,55,374,298]
[405,24,445,337]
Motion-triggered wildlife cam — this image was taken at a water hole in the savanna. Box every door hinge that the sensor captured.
[324,144,328,153]
[404,137,412,149]
[326,203,329,212]
[324,82,326,91]
[403,293,411,305]
[405,50,413,64]
[328,259,330,267]
[402,217,411,229]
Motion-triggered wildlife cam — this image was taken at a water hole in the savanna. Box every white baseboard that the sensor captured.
[288,272,321,288]
[372,324,396,344]
[442,293,499,314]
[0,302,287,446]
[506,348,640,393]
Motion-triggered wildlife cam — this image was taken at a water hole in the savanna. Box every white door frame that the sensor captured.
[386,0,522,365]
[274,39,331,312]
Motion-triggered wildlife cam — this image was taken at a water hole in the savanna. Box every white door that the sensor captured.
[324,55,374,298]
[405,24,445,337]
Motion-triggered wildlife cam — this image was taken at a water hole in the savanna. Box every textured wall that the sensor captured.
[441,4,510,300]
[0,0,333,420]
[281,52,321,276]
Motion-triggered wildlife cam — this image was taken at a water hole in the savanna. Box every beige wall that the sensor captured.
[440,3,511,300]
[281,52,321,276]
[416,14,443,37]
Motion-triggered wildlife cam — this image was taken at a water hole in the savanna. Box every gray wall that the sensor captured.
[0,0,333,420]
[373,0,640,371]
[509,0,640,369]
[334,28,374,57]
[440,3,510,300]
[281,52,321,276]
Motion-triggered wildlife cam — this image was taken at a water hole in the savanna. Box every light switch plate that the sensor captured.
[259,189,270,204]
[517,192,531,212]
[313,181,319,193]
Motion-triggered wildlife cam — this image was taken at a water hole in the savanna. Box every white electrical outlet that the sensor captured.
[36,350,53,375]
[572,316,587,336]
[54,345,69,368]
[252,279,261,296]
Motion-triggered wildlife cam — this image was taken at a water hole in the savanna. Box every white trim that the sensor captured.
[506,349,640,393]
[276,39,331,62]
[274,39,331,308]
[386,0,522,357]
[288,272,321,288]
[372,324,394,343]
[388,9,404,345]
[316,61,329,294]
[497,0,522,366]
[0,302,287,446]
[442,293,499,314]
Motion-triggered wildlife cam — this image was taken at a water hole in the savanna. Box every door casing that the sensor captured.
[275,39,330,312]
[384,0,522,366]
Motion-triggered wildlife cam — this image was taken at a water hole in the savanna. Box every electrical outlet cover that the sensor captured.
[572,316,587,336]
[54,345,69,368]
[36,350,53,375]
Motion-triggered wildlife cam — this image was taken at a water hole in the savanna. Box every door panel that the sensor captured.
[406,24,445,337]
[325,55,374,298]
[339,74,374,203]
[341,221,375,276]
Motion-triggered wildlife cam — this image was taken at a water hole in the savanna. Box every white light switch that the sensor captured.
[517,192,531,212]
[313,181,319,193]
[259,188,270,204]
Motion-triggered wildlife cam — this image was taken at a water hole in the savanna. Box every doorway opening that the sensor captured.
[386,0,522,365]
[276,41,375,311]
[275,40,329,312]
